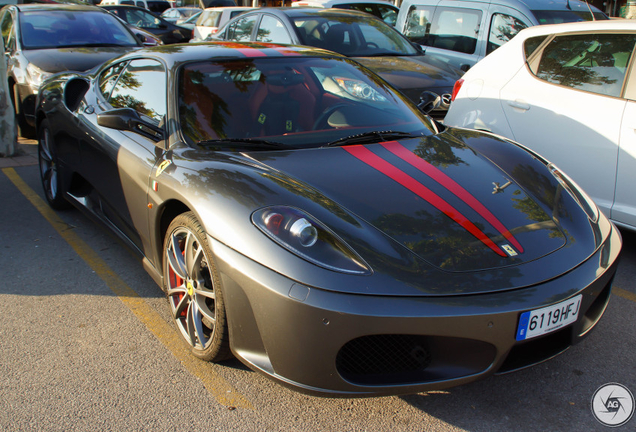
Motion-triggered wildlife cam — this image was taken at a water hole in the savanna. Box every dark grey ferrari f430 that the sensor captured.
[35,42,621,397]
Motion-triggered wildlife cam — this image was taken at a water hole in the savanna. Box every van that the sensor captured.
[395,0,607,70]
[100,0,171,14]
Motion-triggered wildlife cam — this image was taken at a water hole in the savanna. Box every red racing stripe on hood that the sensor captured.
[381,141,524,253]
[344,145,507,257]
[221,42,268,57]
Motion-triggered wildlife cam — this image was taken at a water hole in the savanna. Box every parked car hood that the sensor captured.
[23,47,137,74]
[354,55,462,98]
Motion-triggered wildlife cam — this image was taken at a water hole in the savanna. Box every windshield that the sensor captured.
[178,56,436,149]
[293,14,418,57]
[19,10,139,49]
[531,10,608,24]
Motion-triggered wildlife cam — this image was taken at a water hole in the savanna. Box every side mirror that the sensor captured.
[410,41,425,54]
[417,91,442,115]
[97,107,164,142]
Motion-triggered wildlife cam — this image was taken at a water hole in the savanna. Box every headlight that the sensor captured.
[334,77,387,102]
[548,163,599,222]
[252,206,371,275]
[26,63,52,89]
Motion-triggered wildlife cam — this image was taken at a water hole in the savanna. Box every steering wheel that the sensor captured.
[313,104,351,130]
[366,42,379,49]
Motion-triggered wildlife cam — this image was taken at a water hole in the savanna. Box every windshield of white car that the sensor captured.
[20,10,140,49]
[178,56,436,149]
[293,15,419,57]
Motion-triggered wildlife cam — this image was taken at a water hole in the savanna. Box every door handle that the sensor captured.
[507,100,530,111]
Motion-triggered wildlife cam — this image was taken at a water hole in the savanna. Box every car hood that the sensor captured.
[353,55,462,97]
[23,47,136,74]
[248,133,568,275]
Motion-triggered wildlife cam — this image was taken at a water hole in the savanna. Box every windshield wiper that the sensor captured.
[197,138,293,150]
[323,131,421,147]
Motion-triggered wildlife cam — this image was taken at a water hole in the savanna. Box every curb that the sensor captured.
[0,137,38,168]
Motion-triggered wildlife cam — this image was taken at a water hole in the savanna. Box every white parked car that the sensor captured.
[444,20,636,231]
[190,6,253,41]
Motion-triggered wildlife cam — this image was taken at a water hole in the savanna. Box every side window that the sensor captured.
[487,13,528,55]
[126,10,160,29]
[0,10,14,51]
[227,15,256,42]
[428,8,482,54]
[256,15,291,44]
[376,5,398,27]
[99,60,129,101]
[201,11,220,27]
[529,33,636,98]
[108,59,166,125]
[403,5,434,45]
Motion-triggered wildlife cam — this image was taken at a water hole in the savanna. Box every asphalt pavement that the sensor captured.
[0,138,635,431]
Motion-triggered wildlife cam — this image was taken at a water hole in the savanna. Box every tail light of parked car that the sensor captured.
[451,79,464,102]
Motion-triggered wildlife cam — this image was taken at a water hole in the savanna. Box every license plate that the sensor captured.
[516,294,582,341]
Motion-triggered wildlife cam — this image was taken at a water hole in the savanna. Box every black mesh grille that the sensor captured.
[337,334,431,378]
[336,334,496,386]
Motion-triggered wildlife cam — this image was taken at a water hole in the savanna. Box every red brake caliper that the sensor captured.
[169,244,188,318]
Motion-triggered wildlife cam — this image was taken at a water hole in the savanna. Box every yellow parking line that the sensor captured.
[614,286,636,303]
[3,167,252,410]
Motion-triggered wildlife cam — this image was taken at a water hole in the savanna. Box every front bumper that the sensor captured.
[209,225,620,397]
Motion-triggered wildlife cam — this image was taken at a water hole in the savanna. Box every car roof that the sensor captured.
[292,0,395,5]
[399,0,601,13]
[101,4,156,10]
[511,18,636,40]
[117,41,344,66]
[238,7,385,19]
[14,4,107,12]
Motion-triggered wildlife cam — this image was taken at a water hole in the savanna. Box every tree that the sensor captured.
[0,55,17,157]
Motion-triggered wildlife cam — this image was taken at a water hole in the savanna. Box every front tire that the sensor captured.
[163,212,231,361]
[38,119,70,210]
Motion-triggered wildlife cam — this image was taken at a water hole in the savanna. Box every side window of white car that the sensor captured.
[528,33,636,98]
[487,13,528,55]
[256,15,291,44]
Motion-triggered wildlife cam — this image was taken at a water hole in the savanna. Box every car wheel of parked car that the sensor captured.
[12,85,36,139]
[163,212,231,361]
[38,119,70,210]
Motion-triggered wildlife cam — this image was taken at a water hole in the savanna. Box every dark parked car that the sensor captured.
[102,4,192,44]
[210,7,464,119]
[35,42,620,397]
[0,3,142,137]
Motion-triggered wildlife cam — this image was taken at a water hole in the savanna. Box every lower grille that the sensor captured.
[336,334,495,386]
